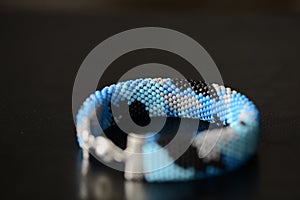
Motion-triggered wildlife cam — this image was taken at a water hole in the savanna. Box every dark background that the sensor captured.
[1,1,300,199]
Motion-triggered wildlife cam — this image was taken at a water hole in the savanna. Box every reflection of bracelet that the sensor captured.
[76,78,260,182]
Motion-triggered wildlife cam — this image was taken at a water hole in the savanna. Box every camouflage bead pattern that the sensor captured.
[76,78,260,182]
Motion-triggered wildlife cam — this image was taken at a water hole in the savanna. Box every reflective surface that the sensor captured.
[1,11,300,199]
[77,153,259,200]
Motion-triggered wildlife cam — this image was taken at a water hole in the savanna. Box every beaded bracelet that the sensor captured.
[76,78,260,182]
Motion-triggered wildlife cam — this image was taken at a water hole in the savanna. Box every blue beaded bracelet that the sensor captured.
[76,78,260,182]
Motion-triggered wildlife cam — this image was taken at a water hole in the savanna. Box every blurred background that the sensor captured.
[1,1,300,200]
[1,0,300,13]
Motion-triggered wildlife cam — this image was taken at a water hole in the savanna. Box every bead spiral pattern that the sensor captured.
[76,78,260,182]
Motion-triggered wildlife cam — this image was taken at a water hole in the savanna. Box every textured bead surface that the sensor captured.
[76,78,260,182]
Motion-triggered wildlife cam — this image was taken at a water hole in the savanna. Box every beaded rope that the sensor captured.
[76,78,260,182]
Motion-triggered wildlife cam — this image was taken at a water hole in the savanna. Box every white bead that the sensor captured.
[82,130,89,142]
[95,137,110,156]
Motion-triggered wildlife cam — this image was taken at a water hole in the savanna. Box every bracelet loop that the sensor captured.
[76,78,260,182]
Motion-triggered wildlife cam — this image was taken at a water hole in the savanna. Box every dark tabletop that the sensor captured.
[1,10,300,199]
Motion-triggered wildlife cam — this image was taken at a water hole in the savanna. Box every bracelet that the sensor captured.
[76,78,260,182]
